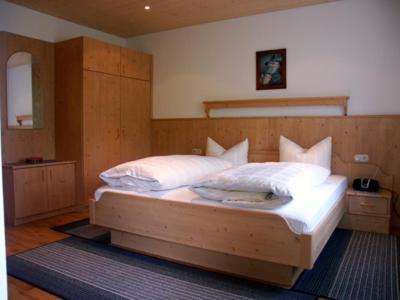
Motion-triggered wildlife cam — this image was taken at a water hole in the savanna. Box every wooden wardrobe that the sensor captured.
[55,37,152,207]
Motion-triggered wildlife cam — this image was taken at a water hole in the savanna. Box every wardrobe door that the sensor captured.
[120,77,151,163]
[120,48,151,80]
[83,71,121,202]
[83,37,121,76]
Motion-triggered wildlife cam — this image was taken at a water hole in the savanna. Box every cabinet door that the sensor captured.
[83,71,121,202]
[120,77,151,162]
[121,48,151,80]
[47,164,76,211]
[83,37,121,75]
[14,167,48,218]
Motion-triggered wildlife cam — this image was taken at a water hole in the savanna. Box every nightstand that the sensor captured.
[339,188,392,234]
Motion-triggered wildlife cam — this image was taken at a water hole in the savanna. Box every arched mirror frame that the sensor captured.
[6,51,44,129]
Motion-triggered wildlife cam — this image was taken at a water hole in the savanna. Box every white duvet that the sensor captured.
[191,162,330,205]
[99,155,233,191]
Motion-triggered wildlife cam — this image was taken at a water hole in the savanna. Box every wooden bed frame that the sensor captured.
[90,189,344,287]
[90,150,348,288]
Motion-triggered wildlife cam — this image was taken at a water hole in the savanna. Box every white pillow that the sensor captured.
[99,155,233,191]
[279,136,332,171]
[206,137,225,157]
[206,137,248,166]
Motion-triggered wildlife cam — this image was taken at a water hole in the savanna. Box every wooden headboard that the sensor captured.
[248,149,278,163]
[248,149,393,190]
[151,115,400,223]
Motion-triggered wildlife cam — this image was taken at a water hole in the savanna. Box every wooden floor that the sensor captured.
[5,211,88,300]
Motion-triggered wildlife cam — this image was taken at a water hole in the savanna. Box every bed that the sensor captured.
[90,151,348,288]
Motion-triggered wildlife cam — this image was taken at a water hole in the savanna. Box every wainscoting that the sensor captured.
[151,115,400,227]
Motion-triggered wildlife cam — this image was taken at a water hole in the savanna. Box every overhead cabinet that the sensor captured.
[55,37,152,206]
[82,37,151,80]
[83,37,121,75]
[120,47,152,80]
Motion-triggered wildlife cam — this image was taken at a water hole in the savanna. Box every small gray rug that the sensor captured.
[51,218,110,243]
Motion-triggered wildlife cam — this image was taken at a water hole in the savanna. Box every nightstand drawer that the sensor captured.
[339,214,389,234]
[348,196,389,216]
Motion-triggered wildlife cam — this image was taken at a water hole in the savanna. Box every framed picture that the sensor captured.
[256,48,286,90]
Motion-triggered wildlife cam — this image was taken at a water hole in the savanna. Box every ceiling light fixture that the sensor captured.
[144,5,150,10]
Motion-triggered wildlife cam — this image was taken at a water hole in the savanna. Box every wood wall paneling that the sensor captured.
[54,37,84,204]
[7,0,335,37]
[0,31,55,163]
[151,116,400,227]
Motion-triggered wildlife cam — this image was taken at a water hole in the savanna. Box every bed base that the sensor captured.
[111,229,303,287]
[90,191,345,288]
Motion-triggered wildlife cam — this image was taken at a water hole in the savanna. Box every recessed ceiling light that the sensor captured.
[144,5,150,10]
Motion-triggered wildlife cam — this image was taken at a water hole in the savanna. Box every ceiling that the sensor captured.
[7,0,336,38]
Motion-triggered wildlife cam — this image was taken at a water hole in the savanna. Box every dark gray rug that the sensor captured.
[7,237,315,300]
[294,229,400,300]
[21,220,399,300]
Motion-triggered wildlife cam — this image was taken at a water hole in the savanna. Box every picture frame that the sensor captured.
[256,48,286,90]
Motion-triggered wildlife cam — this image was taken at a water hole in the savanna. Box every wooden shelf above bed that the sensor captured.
[203,96,349,118]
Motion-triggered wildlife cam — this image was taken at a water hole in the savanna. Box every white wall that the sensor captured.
[128,0,400,119]
[0,0,125,46]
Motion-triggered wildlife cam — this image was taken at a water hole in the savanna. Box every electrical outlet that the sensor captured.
[191,148,202,155]
[354,154,369,162]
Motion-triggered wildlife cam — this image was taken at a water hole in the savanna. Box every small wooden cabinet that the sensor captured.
[3,161,76,225]
[339,188,392,234]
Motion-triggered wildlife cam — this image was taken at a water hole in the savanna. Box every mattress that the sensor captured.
[95,175,348,234]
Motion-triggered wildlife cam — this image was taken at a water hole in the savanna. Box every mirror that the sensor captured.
[6,51,43,129]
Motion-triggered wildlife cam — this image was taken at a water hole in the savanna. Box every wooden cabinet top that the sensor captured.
[3,160,76,170]
[346,187,392,199]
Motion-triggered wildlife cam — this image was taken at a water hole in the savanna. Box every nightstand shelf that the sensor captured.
[339,188,392,234]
